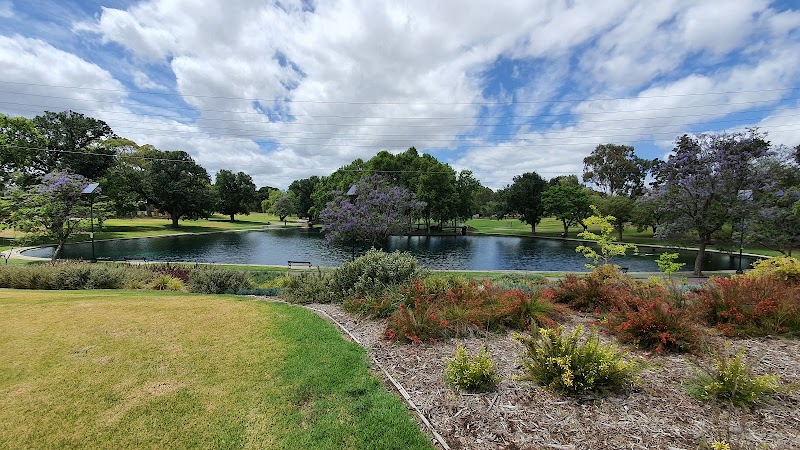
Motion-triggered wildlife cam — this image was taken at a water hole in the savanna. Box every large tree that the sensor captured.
[6,172,90,261]
[320,174,426,247]
[506,172,547,233]
[288,176,320,221]
[144,150,213,228]
[583,144,653,197]
[214,169,257,222]
[655,130,770,275]
[594,194,636,241]
[542,180,593,237]
[0,114,48,187]
[33,110,117,180]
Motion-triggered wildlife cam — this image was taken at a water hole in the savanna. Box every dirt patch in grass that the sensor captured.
[309,302,800,450]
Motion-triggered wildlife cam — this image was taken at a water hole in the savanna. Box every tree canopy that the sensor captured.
[506,172,547,233]
[144,150,213,228]
[583,144,653,197]
[214,169,257,222]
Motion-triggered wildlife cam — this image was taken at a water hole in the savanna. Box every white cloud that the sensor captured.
[2,0,798,190]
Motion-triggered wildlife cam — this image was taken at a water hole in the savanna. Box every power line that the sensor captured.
[1,89,797,122]
[0,79,797,105]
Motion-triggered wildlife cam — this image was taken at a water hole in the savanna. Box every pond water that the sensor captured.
[22,229,759,272]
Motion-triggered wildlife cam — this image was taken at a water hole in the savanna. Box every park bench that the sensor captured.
[287,260,312,268]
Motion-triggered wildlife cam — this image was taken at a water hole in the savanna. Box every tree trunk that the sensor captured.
[562,220,569,237]
[531,223,535,233]
[693,240,707,276]
[229,214,235,222]
[51,241,65,262]
[618,226,624,242]
[171,212,180,228]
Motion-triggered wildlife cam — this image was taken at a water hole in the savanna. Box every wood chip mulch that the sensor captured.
[306,302,800,450]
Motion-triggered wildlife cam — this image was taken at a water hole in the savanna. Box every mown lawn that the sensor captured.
[0,290,434,450]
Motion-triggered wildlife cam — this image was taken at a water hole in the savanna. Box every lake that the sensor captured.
[21,229,758,272]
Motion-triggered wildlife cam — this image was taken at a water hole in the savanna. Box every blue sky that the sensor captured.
[1,0,799,189]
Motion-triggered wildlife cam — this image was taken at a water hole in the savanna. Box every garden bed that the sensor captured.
[308,302,800,450]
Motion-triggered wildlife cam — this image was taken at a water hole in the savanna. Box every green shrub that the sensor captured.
[233,287,282,296]
[328,249,422,302]
[148,274,186,291]
[343,289,401,318]
[515,325,640,394]
[250,270,291,288]
[282,270,333,303]
[444,344,499,392]
[747,256,800,282]
[686,347,781,407]
[0,262,138,290]
[187,268,252,294]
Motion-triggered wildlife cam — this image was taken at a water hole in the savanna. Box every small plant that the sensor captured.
[148,274,186,291]
[686,346,781,407]
[515,325,640,394]
[444,344,499,392]
[656,252,685,279]
[575,206,638,269]
[547,265,633,312]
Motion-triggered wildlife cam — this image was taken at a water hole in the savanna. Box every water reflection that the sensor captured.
[22,229,759,272]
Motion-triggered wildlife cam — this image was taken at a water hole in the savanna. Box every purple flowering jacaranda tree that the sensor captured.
[8,172,90,261]
[320,174,426,248]
[654,130,770,275]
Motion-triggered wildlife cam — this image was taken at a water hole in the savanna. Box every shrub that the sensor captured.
[233,287,282,296]
[547,265,633,312]
[605,284,705,354]
[692,276,800,336]
[187,268,252,294]
[250,270,291,288]
[747,256,800,282]
[327,249,422,302]
[0,262,135,290]
[148,274,186,291]
[515,325,640,394]
[149,264,192,283]
[282,270,333,303]
[343,289,401,318]
[384,279,565,343]
[444,344,499,392]
[686,347,781,407]
[492,273,549,293]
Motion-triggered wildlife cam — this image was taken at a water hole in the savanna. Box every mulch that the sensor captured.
[305,302,800,450]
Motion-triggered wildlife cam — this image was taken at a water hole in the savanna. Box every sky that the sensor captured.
[1,0,799,190]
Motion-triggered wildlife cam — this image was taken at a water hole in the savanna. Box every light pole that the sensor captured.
[346,184,358,261]
[81,183,101,262]
[736,189,753,275]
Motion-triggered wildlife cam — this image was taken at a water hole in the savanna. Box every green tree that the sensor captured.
[542,180,592,237]
[97,139,153,217]
[311,159,367,217]
[582,144,653,196]
[575,206,638,269]
[214,169,257,222]
[594,195,636,241]
[506,172,547,233]
[453,170,481,221]
[0,114,48,187]
[271,191,295,224]
[6,172,90,261]
[144,150,213,228]
[33,110,117,180]
[289,176,320,221]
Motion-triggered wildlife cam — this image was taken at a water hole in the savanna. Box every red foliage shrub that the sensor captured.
[692,276,800,336]
[548,265,634,313]
[605,284,705,354]
[149,263,193,283]
[384,279,565,343]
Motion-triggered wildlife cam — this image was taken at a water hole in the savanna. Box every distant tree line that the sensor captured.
[2,110,799,274]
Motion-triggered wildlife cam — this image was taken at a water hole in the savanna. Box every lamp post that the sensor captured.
[736,189,753,275]
[81,183,101,262]
[346,184,358,261]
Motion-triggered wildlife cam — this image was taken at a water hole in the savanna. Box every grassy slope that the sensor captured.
[0,290,433,450]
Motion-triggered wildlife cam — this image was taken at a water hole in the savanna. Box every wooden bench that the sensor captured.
[288,260,312,268]
[620,267,629,274]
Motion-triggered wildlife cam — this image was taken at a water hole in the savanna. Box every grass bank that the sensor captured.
[0,289,433,450]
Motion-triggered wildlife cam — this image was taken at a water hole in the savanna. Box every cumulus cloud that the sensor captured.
[3,0,800,190]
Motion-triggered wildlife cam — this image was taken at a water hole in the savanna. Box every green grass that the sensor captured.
[466,217,788,257]
[0,289,434,450]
